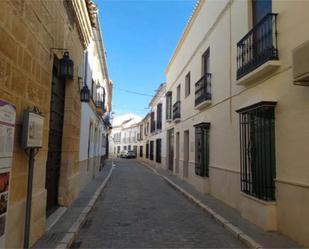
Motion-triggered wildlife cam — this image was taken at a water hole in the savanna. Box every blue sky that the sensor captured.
[97,0,196,117]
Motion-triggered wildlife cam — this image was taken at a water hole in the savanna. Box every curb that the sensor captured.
[139,161,264,249]
[54,163,115,249]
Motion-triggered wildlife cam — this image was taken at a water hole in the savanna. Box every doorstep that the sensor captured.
[33,160,114,249]
[140,161,301,249]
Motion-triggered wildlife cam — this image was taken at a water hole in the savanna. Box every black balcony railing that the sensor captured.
[237,13,278,80]
[96,100,104,108]
[195,73,211,107]
[173,100,181,120]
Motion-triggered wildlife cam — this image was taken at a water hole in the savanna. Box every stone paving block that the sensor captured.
[71,159,246,249]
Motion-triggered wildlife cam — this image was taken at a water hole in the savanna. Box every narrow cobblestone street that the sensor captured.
[71,159,245,248]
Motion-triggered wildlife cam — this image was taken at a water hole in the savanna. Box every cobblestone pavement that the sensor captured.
[71,159,246,248]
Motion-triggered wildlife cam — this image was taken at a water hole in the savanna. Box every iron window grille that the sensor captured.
[237,101,277,201]
[156,139,162,163]
[195,73,212,107]
[194,123,210,177]
[166,91,172,120]
[150,141,154,161]
[173,100,181,120]
[237,13,278,80]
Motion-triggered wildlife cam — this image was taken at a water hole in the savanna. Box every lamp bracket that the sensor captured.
[50,48,69,59]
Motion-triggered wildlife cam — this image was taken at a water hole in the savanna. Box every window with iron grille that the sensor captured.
[140,146,143,157]
[166,91,172,120]
[237,101,277,201]
[194,122,210,177]
[156,139,162,163]
[146,143,149,159]
[157,103,162,130]
[150,141,154,161]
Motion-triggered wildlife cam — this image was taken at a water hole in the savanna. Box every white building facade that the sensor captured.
[139,84,167,169]
[79,10,112,191]
[110,113,142,156]
[161,0,309,247]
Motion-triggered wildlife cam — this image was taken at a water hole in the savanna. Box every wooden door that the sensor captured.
[168,129,174,171]
[183,131,189,178]
[45,62,65,216]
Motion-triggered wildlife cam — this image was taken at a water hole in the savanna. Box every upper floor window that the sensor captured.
[252,0,272,25]
[202,49,210,76]
[166,91,172,121]
[150,112,155,132]
[237,101,277,201]
[91,80,95,100]
[185,72,190,98]
[194,122,210,177]
[156,103,162,130]
[237,0,278,80]
[195,48,212,109]
[176,84,181,101]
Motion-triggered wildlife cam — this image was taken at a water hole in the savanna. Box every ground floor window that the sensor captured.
[194,122,210,177]
[146,143,149,159]
[156,139,161,163]
[133,145,137,155]
[237,101,277,201]
[124,146,127,151]
[128,145,131,151]
[150,141,154,161]
[140,146,143,157]
[117,146,120,153]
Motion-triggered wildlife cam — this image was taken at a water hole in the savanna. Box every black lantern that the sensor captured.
[59,51,74,80]
[80,85,90,102]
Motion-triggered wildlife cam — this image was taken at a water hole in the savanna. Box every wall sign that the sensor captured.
[0,100,16,159]
[21,109,44,149]
[0,99,16,248]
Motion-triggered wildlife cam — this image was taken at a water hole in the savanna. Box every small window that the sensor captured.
[185,72,190,97]
[237,101,277,201]
[194,122,210,177]
[140,146,143,157]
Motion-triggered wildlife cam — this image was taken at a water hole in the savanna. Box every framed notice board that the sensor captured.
[0,99,16,247]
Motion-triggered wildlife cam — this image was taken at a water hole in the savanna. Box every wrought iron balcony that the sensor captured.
[96,100,104,115]
[195,73,211,108]
[237,13,278,80]
[173,100,181,121]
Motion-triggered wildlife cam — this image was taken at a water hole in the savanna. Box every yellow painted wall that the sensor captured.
[165,0,309,246]
[0,0,85,247]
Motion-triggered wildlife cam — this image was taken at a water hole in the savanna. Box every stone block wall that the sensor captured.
[0,0,85,247]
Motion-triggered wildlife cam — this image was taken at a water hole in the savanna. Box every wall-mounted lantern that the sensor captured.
[80,84,90,102]
[59,51,74,80]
